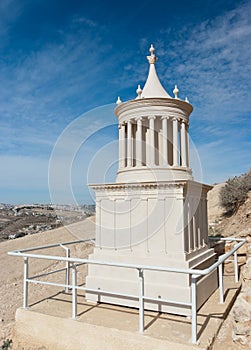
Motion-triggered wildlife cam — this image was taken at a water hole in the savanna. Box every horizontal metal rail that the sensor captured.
[209,237,245,242]
[27,279,68,289]
[11,238,93,253]
[8,236,246,345]
[8,239,245,277]
[28,267,67,280]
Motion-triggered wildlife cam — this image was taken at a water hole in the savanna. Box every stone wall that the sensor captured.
[232,239,251,346]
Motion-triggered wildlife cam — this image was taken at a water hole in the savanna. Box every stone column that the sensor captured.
[167,118,173,165]
[136,117,143,166]
[127,120,132,167]
[161,116,168,166]
[118,123,126,169]
[148,116,156,166]
[96,199,101,248]
[118,124,122,169]
[180,119,187,167]
[186,123,190,167]
[172,117,179,167]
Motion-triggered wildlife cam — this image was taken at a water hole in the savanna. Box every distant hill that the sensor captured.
[0,204,95,241]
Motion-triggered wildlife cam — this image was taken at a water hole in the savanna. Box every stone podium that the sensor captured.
[86,45,217,316]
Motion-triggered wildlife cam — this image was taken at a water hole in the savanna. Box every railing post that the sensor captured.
[72,263,77,319]
[218,263,224,304]
[138,269,144,333]
[234,249,239,283]
[23,257,29,309]
[60,245,70,293]
[66,248,70,292]
[191,274,197,344]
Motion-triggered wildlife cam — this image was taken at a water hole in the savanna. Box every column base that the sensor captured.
[116,166,193,183]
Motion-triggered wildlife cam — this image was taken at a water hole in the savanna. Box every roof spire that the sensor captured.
[140,44,171,99]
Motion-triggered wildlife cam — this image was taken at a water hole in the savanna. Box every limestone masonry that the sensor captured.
[86,45,217,315]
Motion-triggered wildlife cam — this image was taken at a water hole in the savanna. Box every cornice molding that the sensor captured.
[89,180,212,192]
[114,97,193,117]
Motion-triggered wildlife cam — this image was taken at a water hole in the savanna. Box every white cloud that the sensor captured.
[0,1,250,203]
[0,21,115,157]
[150,1,251,184]
[160,1,251,122]
[48,104,117,203]
[73,16,98,28]
[196,138,251,184]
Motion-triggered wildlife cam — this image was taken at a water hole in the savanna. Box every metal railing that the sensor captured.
[8,236,246,344]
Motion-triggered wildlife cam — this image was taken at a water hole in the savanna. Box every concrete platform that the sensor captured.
[13,275,240,350]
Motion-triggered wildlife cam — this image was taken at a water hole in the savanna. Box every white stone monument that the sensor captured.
[86,45,217,316]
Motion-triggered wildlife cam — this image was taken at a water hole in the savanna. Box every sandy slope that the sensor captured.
[0,217,95,343]
[207,183,226,223]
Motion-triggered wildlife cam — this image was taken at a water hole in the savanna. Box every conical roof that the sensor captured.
[140,44,171,99]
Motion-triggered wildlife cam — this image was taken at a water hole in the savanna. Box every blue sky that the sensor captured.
[0,0,250,204]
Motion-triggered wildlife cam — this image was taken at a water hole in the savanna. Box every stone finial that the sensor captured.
[173,85,179,99]
[147,44,158,64]
[116,96,122,105]
[185,96,189,103]
[136,84,142,98]
[149,44,154,55]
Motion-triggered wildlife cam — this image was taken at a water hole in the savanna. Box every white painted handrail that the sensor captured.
[8,236,246,344]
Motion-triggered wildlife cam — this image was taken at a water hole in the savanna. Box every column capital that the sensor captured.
[148,115,156,120]
[135,116,143,122]
[118,122,126,128]
[171,116,178,122]
[179,118,186,125]
[161,115,169,120]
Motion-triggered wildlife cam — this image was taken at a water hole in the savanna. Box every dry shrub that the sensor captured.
[220,169,251,215]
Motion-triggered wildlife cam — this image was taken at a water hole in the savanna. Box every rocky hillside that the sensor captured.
[208,184,251,239]
[208,183,251,349]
